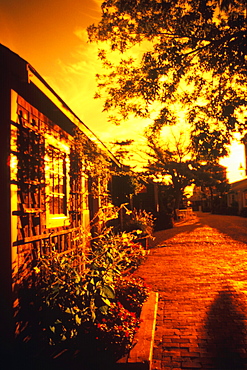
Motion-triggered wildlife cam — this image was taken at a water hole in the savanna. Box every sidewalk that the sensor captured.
[134,213,247,369]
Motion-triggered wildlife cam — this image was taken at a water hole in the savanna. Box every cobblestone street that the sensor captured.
[135,212,247,370]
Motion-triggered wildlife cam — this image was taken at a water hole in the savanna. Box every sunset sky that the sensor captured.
[0,0,245,182]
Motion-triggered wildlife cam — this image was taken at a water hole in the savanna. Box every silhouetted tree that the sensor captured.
[110,139,135,163]
[146,131,195,214]
[193,162,230,211]
[88,0,247,159]
[145,130,229,216]
[194,162,230,194]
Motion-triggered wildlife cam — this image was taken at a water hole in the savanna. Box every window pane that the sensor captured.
[47,146,67,215]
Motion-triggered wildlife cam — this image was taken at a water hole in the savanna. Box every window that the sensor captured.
[45,143,70,228]
[47,146,67,215]
[244,191,247,207]
[13,92,71,231]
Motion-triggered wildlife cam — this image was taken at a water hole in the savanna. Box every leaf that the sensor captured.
[75,314,81,325]
[101,297,111,306]
[99,305,108,314]
[61,335,67,341]
[33,266,40,274]
[49,326,55,333]
[101,285,115,299]
[91,311,96,322]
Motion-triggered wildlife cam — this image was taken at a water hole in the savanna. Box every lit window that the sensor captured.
[45,143,70,228]
[47,146,67,215]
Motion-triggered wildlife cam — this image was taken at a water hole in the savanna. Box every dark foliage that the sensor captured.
[88,0,247,159]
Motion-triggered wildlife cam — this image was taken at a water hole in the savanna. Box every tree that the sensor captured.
[88,0,247,159]
[194,163,230,194]
[193,162,230,211]
[144,130,230,216]
[146,131,195,213]
[110,139,135,163]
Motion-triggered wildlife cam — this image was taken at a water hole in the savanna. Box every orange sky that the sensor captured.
[0,0,245,182]
[0,0,150,144]
[0,0,109,131]
[0,0,100,75]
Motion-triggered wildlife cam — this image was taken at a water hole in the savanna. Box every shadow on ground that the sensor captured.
[198,212,247,246]
[203,287,247,370]
[149,218,202,248]
[151,212,247,248]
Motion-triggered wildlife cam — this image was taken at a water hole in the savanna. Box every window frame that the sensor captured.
[45,135,70,228]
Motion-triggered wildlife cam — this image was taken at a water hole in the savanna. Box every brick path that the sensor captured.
[135,213,247,370]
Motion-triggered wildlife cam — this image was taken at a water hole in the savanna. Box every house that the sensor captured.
[227,178,247,214]
[189,138,247,215]
[0,44,120,350]
[226,135,247,215]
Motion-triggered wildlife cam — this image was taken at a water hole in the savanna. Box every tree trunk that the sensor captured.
[173,190,183,220]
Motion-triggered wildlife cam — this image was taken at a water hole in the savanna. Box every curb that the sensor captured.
[116,291,159,369]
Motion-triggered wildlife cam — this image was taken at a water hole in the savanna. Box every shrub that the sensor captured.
[114,277,149,316]
[14,230,149,366]
[91,230,147,275]
[93,302,140,359]
[154,212,174,231]
[240,207,247,218]
[122,208,155,237]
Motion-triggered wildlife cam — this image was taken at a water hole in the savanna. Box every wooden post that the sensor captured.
[0,55,14,356]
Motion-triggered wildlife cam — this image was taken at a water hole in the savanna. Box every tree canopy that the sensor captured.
[145,131,229,214]
[88,0,247,160]
[146,131,195,210]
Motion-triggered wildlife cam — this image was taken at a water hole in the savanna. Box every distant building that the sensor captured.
[227,135,247,215]
[220,134,247,183]
[227,178,247,213]
[190,137,247,215]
